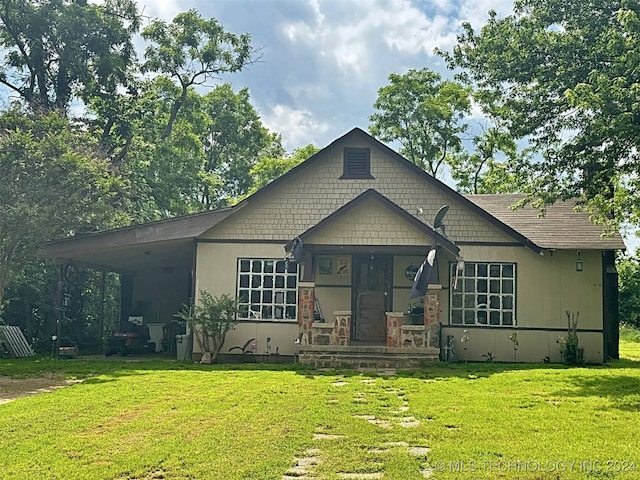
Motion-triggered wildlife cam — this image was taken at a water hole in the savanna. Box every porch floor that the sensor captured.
[298,344,440,371]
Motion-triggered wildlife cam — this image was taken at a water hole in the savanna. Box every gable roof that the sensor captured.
[234,127,542,252]
[285,189,460,256]
[466,194,626,250]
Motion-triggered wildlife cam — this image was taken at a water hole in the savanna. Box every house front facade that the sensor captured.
[46,128,625,365]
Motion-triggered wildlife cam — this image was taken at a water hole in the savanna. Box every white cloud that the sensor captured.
[262,104,330,150]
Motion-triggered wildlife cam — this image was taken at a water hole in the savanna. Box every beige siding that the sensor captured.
[201,137,515,245]
[440,327,604,364]
[315,254,352,319]
[438,247,604,363]
[305,198,432,245]
[195,242,299,355]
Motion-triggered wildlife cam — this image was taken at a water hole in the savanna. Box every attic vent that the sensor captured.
[341,148,373,179]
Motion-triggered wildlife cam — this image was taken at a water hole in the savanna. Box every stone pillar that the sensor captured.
[424,286,441,348]
[386,312,404,347]
[333,311,351,346]
[298,282,315,345]
[423,287,441,326]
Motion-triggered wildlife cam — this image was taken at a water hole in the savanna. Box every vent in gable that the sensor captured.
[341,148,373,179]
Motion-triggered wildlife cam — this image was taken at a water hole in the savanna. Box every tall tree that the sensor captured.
[0,0,139,112]
[141,9,254,139]
[618,252,640,328]
[202,84,281,207]
[441,0,640,232]
[369,68,471,177]
[450,123,525,194]
[0,108,125,309]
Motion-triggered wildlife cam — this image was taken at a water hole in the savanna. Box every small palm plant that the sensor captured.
[175,290,238,364]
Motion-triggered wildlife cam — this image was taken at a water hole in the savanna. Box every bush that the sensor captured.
[558,311,584,366]
[175,290,237,363]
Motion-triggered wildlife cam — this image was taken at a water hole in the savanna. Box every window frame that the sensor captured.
[236,258,298,322]
[449,261,516,327]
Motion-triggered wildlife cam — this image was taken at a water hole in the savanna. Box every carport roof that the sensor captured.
[45,208,233,272]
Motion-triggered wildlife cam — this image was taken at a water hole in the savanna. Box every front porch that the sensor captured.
[296,285,444,369]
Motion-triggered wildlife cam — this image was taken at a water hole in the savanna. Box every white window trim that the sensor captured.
[450,261,516,327]
[236,258,298,322]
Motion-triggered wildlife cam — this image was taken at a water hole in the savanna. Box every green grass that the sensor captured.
[1,340,640,479]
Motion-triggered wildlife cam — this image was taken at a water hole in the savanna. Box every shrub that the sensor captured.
[175,290,237,363]
[558,311,584,366]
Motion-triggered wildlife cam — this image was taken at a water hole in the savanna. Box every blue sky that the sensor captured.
[139,0,515,150]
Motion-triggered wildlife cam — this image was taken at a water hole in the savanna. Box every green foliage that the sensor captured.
[619,252,640,328]
[175,290,238,363]
[620,324,640,343]
[0,0,139,111]
[443,0,640,233]
[246,143,320,196]
[0,108,126,308]
[369,67,471,177]
[141,9,254,139]
[558,311,585,366]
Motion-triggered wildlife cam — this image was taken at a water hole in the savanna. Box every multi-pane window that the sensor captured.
[450,262,516,326]
[237,259,298,321]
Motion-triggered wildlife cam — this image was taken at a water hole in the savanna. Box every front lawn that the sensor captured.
[1,342,639,479]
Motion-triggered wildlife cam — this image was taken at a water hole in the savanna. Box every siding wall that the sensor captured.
[200,136,515,245]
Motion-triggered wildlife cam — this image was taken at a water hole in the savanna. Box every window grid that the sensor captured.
[237,259,298,321]
[450,262,516,327]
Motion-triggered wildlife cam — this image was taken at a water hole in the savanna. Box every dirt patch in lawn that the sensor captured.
[0,375,81,404]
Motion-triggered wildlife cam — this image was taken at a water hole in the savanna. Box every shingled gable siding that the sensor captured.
[200,138,516,244]
[304,197,430,246]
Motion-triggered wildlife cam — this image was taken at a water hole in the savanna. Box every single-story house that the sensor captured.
[45,128,625,366]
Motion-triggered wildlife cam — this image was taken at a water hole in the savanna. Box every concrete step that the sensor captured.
[298,345,440,370]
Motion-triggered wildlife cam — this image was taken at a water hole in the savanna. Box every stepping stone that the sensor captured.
[399,417,420,428]
[332,381,348,387]
[408,447,430,455]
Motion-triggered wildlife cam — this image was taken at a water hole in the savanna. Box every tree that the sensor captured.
[450,123,526,194]
[141,9,254,139]
[618,253,640,328]
[369,68,471,177]
[0,0,139,112]
[175,290,237,363]
[201,84,279,206]
[0,108,126,310]
[246,143,319,196]
[441,0,640,232]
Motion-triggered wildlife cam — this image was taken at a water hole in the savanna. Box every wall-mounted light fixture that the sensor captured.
[576,250,583,272]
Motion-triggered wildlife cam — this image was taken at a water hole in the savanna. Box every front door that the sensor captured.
[353,255,392,343]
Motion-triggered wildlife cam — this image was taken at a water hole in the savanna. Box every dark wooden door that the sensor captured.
[354,255,391,343]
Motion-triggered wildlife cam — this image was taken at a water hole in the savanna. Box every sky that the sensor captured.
[137,0,515,150]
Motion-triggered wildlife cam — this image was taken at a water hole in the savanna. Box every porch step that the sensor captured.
[298,345,440,371]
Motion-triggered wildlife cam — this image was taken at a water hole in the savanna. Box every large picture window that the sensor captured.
[450,262,516,326]
[237,259,298,321]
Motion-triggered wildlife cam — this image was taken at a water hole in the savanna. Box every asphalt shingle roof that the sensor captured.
[466,194,626,250]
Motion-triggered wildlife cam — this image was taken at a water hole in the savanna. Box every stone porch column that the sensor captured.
[298,282,315,345]
[333,311,351,346]
[424,286,441,348]
[386,312,404,347]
